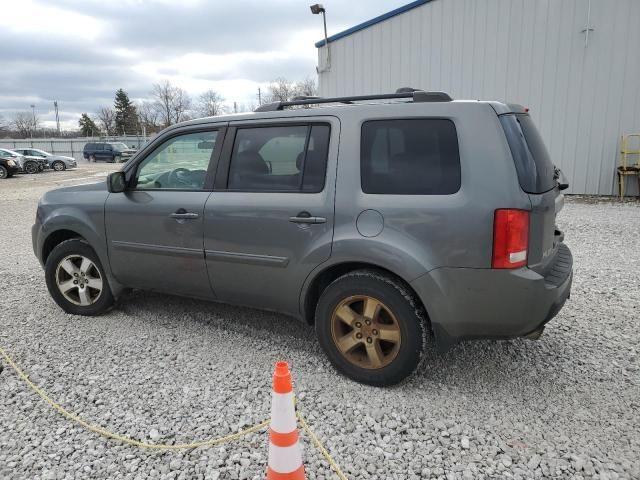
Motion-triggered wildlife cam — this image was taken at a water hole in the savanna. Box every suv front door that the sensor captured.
[204,117,339,316]
[105,127,224,298]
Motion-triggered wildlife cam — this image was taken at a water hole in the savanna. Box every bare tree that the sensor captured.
[97,107,116,135]
[137,101,162,133]
[267,77,297,103]
[151,80,192,127]
[197,90,227,117]
[172,87,192,124]
[294,77,318,97]
[265,77,318,104]
[13,112,39,138]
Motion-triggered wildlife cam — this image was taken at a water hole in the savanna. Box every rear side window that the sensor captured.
[361,119,461,195]
[499,114,555,194]
[227,124,330,192]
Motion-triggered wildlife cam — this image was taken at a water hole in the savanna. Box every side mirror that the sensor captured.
[107,171,127,193]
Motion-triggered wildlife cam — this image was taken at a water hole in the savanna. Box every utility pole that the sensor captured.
[53,101,61,136]
[233,102,238,114]
[258,88,262,105]
[30,104,36,138]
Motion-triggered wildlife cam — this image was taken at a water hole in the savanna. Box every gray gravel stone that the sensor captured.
[0,170,639,479]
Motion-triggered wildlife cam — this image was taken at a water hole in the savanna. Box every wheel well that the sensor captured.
[303,262,428,325]
[42,230,83,264]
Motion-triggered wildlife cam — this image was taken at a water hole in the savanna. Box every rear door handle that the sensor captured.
[170,208,199,220]
[289,211,326,224]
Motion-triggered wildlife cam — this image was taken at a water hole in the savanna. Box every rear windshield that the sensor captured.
[500,114,555,194]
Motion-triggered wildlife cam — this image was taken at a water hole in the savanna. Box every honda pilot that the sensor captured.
[32,89,572,386]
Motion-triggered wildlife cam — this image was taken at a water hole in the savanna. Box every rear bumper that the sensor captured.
[411,244,573,345]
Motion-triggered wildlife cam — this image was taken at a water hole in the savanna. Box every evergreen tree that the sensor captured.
[78,113,99,136]
[113,88,138,135]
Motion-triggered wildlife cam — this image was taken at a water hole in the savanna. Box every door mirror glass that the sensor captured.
[107,171,127,193]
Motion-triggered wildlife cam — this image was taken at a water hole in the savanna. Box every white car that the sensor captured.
[13,148,77,171]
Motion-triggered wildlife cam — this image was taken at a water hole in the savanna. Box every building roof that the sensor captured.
[315,0,433,48]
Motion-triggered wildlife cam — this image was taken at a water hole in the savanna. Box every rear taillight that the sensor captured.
[492,209,529,269]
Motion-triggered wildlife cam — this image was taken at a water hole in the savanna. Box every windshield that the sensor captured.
[499,114,556,194]
[0,149,20,157]
[109,143,130,152]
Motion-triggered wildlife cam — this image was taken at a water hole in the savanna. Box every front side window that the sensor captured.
[227,124,330,192]
[133,131,217,190]
[361,119,461,195]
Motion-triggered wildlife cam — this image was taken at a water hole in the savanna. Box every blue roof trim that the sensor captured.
[315,0,433,48]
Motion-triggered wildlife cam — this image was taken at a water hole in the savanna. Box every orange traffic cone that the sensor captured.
[267,361,305,480]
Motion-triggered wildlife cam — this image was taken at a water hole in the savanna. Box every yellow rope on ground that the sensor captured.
[0,345,268,450]
[296,412,349,480]
[0,344,348,478]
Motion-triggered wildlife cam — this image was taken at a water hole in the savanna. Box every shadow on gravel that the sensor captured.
[115,289,316,343]
[113,290,573,396]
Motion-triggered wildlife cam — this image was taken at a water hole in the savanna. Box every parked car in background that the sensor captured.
[0,148,43,174]
[13,148,77,171]
[0,153,20,179]
[83,142,136,163]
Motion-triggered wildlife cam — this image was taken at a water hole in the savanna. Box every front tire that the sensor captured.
[45,239,114,316]
[0,166,7,179]
[24,161,38,174]
[89,155,96,162]
[52,161,66,171]
[315,270,429,386]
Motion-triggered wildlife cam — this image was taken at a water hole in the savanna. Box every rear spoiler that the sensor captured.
[488,102,529,116]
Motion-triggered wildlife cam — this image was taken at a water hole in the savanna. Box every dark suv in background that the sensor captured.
[83,142,136,163]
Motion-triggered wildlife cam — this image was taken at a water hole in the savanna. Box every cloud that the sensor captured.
[0,0,406,130]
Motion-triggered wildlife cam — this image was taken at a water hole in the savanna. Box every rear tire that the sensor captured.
[52,161,66,171]
[315,270,429,386]
[45,239,115,316]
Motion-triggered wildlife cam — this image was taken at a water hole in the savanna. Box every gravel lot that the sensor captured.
[1,164,639,479]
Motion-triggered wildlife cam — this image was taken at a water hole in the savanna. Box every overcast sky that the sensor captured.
[0,0,407,130]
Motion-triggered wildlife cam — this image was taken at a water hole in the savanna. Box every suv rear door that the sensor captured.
[499,111,564,273]
[203,116,339,316]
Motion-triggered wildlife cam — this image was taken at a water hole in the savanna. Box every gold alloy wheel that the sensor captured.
[330,295,401,369]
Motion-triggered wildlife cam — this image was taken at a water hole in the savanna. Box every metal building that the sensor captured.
[315,0,640,195]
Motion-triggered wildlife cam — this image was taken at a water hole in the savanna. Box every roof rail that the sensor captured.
[254,90,452,112]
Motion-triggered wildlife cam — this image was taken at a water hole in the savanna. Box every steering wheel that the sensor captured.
[167,168,192,188]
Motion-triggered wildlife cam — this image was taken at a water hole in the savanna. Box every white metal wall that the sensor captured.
[317,0,640,195]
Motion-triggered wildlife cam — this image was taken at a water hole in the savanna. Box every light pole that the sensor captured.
[30,104,36,139]
[310,4,330,72]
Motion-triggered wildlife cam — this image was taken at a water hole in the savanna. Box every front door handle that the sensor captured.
[170,208,199,220]
[289,211,326,224]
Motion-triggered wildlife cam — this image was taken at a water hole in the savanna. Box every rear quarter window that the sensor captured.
[360,118,461,195]
[499,114,555,194]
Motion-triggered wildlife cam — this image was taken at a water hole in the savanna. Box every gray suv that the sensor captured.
[32,90,573,386]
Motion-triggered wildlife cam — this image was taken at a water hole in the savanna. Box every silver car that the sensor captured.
[14,148,77,171]
[32,90,573,386]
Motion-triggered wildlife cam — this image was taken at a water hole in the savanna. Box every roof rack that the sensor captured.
[254,89,452,112]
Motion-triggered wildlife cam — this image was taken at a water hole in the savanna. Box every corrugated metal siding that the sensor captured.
[317,0,640,195]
